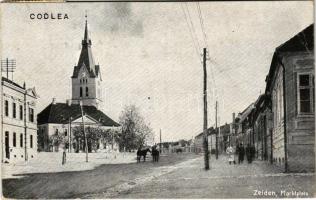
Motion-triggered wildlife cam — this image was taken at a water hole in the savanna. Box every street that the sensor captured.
[2,153,198,198]
[3,153,315,199]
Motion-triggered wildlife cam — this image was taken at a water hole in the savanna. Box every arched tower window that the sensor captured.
[80,87,83,97]
[86,87,89,97]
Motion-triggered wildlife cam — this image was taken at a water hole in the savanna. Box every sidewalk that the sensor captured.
[2,152,136,179]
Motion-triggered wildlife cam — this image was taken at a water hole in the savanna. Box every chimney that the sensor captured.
[66,99,72,106]
[52,98,56,105]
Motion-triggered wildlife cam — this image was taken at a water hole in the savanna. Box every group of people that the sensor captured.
[226,143,255,165]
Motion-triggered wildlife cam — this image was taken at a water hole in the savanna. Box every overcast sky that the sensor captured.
[1,2,313,142]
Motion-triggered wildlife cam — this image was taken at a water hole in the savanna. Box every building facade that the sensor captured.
[252,95,273,162]
[234,103,255,147]
[265,24,314,172]
[195,124,232,154]
[1,77,38,163]
[37,100,120,152]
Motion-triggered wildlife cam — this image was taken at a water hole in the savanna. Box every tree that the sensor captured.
[49,130,65,152]
[118,105,153,151]
[72,126,115,153]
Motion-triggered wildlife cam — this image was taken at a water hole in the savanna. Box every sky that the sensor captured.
[1,2,313,142]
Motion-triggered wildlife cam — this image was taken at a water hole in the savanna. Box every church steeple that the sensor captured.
[71,14,102,109]
[83,14,91,46]
[72,14,99,78]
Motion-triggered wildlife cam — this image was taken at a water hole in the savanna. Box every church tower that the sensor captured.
[71,16,102,108]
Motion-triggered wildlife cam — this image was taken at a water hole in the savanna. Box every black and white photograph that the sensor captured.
[0,1,315,199]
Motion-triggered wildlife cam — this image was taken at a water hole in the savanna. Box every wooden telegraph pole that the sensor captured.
[80,101,88,162]
[215,100,218,160]
[203,48,209,170]
[159,129,162,153]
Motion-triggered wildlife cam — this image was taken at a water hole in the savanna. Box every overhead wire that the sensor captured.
[185,3,202,53]
[180,3,202,62]
[195,2,218,103]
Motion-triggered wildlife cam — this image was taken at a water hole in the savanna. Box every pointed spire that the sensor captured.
[73,12,98,78]
[84,12,88,42]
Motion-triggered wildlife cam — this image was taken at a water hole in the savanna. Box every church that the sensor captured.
[37,17,120,153]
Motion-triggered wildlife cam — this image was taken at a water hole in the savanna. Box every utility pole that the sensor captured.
[79,101,88,162]
[6,58,8,79]
[215,100,218,160]
[159,129,162,153]
[203,48,209,170]
[23,82,28,162]
[0,60,2,163]
[68,117,72,153]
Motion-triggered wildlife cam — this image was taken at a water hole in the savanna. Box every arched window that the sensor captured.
[86,87,89,97]
[80,87,83,97]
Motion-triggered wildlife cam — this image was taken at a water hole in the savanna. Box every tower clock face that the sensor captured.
[81,72,86,78]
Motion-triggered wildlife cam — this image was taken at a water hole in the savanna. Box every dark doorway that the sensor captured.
[5,132,10,159]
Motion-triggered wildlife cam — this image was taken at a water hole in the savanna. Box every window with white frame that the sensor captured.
[297,73,314,114]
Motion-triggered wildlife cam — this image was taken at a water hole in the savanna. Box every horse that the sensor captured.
[137,147,151,163]
[151,147,160,162]
[175,148,183,153]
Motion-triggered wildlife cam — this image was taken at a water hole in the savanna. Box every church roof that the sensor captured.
[72,19,100,78]
[37,102,120,127]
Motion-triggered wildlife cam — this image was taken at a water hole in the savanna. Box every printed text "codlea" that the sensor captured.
[30,13,69,20]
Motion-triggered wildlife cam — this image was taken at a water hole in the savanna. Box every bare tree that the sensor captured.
[117,105,153,151]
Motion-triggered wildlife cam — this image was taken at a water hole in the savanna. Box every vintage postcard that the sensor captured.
[0,1,315,199]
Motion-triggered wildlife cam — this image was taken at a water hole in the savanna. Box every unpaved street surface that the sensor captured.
[2,153,199,199]
[3,153,315,199]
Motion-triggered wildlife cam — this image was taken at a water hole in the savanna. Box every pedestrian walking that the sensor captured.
[238,143,245,164]
[226,145,236,165]
[246,144,252,163]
